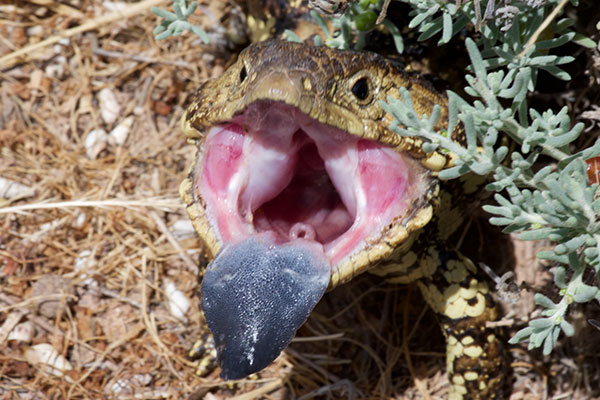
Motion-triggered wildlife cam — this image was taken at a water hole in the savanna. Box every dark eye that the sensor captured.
[240,66,247,82]
[351,77,369,101]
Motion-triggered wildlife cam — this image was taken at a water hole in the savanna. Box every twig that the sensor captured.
[375,0,392,25]
[27,0,85,18]
[485,318,515,328]
[285,347,342,382]
[0,292,66,338]
[402,288,433,400]
[0,0,167,69]
[148,210,199,275]
[67,323,146,398]
[291,332,344,342]
[139,256,183,378]
[518,0,569,57]
[230,378,285,400]
[99,288,143,309]
[11,95,62,138]
[0,293,78,313]
[0,310,24,345]
[89,32,194,69]
[0,197,182,215]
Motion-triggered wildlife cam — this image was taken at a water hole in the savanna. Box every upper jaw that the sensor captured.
[184,66,370,140]
[183,40,458,178]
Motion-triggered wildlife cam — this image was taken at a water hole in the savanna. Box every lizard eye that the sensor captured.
[351,77,369,100]
[348,73,377,106]
[240,66,247,82]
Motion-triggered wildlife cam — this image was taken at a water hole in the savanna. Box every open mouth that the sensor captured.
[191,100,431,379]
[194,100,425,273]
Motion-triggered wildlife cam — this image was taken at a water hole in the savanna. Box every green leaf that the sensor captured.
[535,31,575,50]
[382,19,404,54]
[531,330,546,348]
[355,10,378,31]
[543,326,559,355]
[529,318,554,329]
[534,293,557,309]
[560,320,575,336]
[554,267,567,289]
[440,11,453,44]
[190,26,209,43]
[572,33,595,48]
[509,326,535,344]
[151,7,177,20]
[574,284,599,303]
[408,9,431,29]
[310,10,332,39]
[417,18,443,41]
[539,65,571,81]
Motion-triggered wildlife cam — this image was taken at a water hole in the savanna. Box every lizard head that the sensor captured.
[180,39,455,379]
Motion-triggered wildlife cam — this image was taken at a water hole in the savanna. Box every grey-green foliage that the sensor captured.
[314,0,599,354]
[309,0,404,52]
[151,0,209,42]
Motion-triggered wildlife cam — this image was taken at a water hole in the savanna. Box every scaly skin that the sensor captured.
[181,39,505,399]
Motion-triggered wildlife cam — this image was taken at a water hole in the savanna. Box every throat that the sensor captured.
[254,142,353,246]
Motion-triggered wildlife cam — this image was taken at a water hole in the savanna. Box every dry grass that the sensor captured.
[1,1,600,399]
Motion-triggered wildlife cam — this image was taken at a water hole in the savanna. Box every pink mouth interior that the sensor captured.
[196,102,416,267]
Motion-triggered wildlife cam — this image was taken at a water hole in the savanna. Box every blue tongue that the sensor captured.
[201,235,331,380]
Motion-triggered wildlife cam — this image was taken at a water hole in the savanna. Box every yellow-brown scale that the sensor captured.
[374,222,505,399]
[373,178,505,399]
